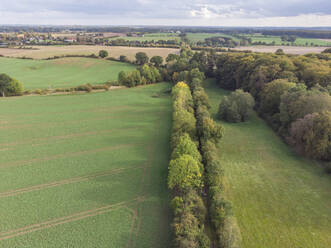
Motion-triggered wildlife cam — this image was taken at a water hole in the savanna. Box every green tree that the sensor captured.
[260,79,296,115]
[168,155,203,191]
[98,50,108,58]
[289,111,331,160]
[0,73,24,97]
[218,89,255,122]
[150,56,163,67]
[135,52,149,65]
[171,133,202,162]
[118,71,127,85]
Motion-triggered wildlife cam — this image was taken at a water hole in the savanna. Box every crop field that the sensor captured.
[0,45,179,60]
[204,79,331,248]
[0,83,172,247]
[232,45,328,54]
[0,57,136,90]
[186,32,239,43]
[109,32,180,42]
[242,34,331,47]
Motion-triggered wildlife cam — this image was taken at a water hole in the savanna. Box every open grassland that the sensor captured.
[242,34,331,47]
[204,79,331,248]
[0,57,136,90]
[186,32,239,43]
[0,45,179,60]
[232,45,328,54]
[109,32,180,42]
[0,83,172,247]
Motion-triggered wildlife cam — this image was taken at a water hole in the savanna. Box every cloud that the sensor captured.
[0,0,330,26]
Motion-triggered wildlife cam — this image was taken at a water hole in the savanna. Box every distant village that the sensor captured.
[0,30,182,47]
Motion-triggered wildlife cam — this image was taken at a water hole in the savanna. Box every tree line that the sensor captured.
[214,52,331,163]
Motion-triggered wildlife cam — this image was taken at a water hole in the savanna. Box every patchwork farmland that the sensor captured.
[0,57,136,89]
[0,83,172,247]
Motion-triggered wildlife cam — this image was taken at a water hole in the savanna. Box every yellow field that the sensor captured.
[0,45,179,60]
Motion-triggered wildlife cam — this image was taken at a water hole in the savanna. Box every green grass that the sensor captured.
[0,83,172,247]
[204,79,331,248]
[242,34,331,47]
[109,32,180,42]
[186,32,239,44]
[0,57,136,90]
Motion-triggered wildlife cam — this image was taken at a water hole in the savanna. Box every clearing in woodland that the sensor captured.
[204,79,331,248]
[0,83,172,247]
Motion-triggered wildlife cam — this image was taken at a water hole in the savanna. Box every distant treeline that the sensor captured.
[262,30,331,39]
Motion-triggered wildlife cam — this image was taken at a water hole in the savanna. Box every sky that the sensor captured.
[0,0,331,27]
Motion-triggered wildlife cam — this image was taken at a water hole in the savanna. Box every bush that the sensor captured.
[218,217,242,248]
[98,50,108,58]
[218,89,255,122]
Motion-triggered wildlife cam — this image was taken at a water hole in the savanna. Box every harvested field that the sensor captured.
[0,83,172,247]
[0,45,179,60]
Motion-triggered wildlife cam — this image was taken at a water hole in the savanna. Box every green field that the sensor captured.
[0,83,172,247]
[0,57,136,90]
[242,34,331,46]
[186,32,239,43]
[109,32,180,42]
[204,79,331,248]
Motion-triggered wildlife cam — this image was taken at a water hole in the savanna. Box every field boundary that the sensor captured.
[0,165,149,198]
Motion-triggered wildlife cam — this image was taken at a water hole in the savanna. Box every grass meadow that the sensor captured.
[204,79,331,248]
[0,57,136,90]
[0,83,172,247]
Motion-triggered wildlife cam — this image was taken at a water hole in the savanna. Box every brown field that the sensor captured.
[233,46,327,54]
[0,45,179,60]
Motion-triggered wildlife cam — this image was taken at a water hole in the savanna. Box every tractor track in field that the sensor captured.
[0,106,132,119]
[0,197,145,241]
[131,114,162,248]
[0,109,148,131]
[0,144,135,169]
[0,165,149,198]
[0,128,137,148]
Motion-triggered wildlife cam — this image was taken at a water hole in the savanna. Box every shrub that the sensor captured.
[218,217,242,248]
[99,50,108,58]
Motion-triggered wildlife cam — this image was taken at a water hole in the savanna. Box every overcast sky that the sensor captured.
[0,0,330,26]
